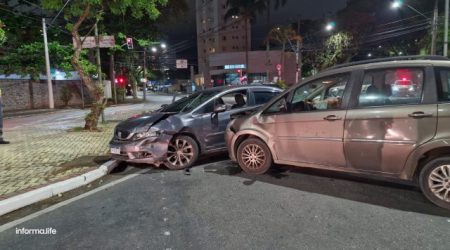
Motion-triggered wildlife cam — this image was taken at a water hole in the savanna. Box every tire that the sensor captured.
[237,138,272,175]
[419,157,450,210]
[165,135,199,170]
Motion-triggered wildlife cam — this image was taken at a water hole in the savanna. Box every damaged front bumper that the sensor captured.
[109,134,172,166]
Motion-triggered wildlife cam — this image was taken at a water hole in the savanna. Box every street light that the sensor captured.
[325,21,336,32]
[151,47,157,53]
[160,43,167,49]
[368,53,372,57]
[390,0,403,9]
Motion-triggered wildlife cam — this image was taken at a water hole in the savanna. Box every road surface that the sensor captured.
[0,161,449,249]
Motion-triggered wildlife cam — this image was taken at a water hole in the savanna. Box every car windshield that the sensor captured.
[160,91,219,113]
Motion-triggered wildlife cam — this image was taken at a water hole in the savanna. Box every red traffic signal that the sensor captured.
[126,37,133,49]
[115,76,126,87]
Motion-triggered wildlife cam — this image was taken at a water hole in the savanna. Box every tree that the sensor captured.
[0,20,5,45]
[225,0,266,82]
[0,41,78,80]
[42,0,168,131]
[263,0,288,67]
[267,25,300,80]
[318,32,353,69]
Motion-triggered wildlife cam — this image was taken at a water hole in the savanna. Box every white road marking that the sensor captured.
[0,168,151,233]
[164,231,171,236]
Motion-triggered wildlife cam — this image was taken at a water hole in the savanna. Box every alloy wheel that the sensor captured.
[241,144,266,170]
[428,164,450,202]
[167,138,194,168]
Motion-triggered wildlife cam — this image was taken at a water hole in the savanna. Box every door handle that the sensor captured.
[408,112,433,118]
[323,115,342,121]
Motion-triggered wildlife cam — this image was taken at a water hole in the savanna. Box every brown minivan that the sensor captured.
[225,56,450,209]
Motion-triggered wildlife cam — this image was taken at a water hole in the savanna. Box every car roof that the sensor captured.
[305,56,450,82]
[197,85,281,94]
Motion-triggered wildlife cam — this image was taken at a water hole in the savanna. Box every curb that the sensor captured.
[0,160,119,217]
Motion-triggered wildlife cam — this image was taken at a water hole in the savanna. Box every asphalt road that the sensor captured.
[1,160,449,249]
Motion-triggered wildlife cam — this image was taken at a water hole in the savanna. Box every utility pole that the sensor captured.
[143,49,147,101]
[110,53,117,104]
[445,0,449,57]
[42,18,54,109]
[95,23,105,123]
[431,0,439,55]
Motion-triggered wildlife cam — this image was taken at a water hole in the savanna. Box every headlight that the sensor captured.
[133,128,161,140]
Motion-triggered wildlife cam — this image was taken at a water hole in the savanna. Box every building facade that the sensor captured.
[195,0,250,85]
[207,51,297,87]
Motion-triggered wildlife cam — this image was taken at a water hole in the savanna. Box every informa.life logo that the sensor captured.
[15,227,57,235]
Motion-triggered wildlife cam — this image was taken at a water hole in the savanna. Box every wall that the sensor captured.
[0,79,91,111]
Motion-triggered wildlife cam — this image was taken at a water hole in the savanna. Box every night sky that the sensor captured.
[161,0,348,62]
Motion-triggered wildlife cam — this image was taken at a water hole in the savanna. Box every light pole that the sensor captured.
[390,0,438,55]
[444,0,449,57]
[143,42,166,101]
[42,18,54,109]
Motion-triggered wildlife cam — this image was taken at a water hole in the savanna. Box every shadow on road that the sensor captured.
[204,162,450,217]
[110,153,230,174]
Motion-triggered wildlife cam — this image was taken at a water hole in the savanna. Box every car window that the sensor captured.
[290,74,349,112]
[435,67,450,102]
[194,89,248,114]
[253,91,279,105]
[161,91,219,113]
[358,68,424,107]
[263,92,290,115]
[219,90,248,110]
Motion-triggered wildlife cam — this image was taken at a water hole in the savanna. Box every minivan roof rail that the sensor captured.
[326,55,449,71]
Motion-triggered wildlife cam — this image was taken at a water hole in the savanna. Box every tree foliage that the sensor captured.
[42,0,168,130]
[0,41,94,80]
[0,20,5,45]
[319,32,353,69]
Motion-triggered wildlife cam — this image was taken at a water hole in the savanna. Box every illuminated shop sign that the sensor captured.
[224,64,246,70]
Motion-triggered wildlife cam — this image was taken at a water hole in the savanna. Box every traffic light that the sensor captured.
[115,76,126,87]
[126,37,133,49]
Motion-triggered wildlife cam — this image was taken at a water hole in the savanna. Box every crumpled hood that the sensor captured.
[115,112,173,132]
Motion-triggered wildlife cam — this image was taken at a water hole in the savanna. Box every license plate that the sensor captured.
[110,147,121,154]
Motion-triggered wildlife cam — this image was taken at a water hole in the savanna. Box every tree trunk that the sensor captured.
[71,4,105,131]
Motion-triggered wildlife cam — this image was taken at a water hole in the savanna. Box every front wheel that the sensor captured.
[165,135,199,170]
[419,157,450,210]
[237,138,272,175]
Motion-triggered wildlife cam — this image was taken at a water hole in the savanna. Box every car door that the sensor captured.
[344,66,438,175]
[198,89,253,151]
[259,73,351,168]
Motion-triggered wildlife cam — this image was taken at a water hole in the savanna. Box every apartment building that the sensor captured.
[196,0,250,85]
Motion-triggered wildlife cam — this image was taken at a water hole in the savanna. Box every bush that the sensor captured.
[60,85,73,106]
[116,87,125,103]
[276,79,287,89]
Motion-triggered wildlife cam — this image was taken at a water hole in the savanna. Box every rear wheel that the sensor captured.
[237,138,272,175]
[419,157,450,209]
[165,135,199,170]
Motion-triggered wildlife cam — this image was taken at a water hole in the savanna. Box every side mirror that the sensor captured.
[214,104,227,113]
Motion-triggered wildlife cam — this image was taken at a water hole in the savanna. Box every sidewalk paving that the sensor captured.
[0,102,161,200]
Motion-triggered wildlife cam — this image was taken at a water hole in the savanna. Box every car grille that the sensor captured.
[115,130,133,140]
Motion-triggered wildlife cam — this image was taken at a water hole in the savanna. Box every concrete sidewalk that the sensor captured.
[0,102,161,201]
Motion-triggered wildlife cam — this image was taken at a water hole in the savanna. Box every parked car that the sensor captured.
[110,85,281,170]
[225,56,450,209]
